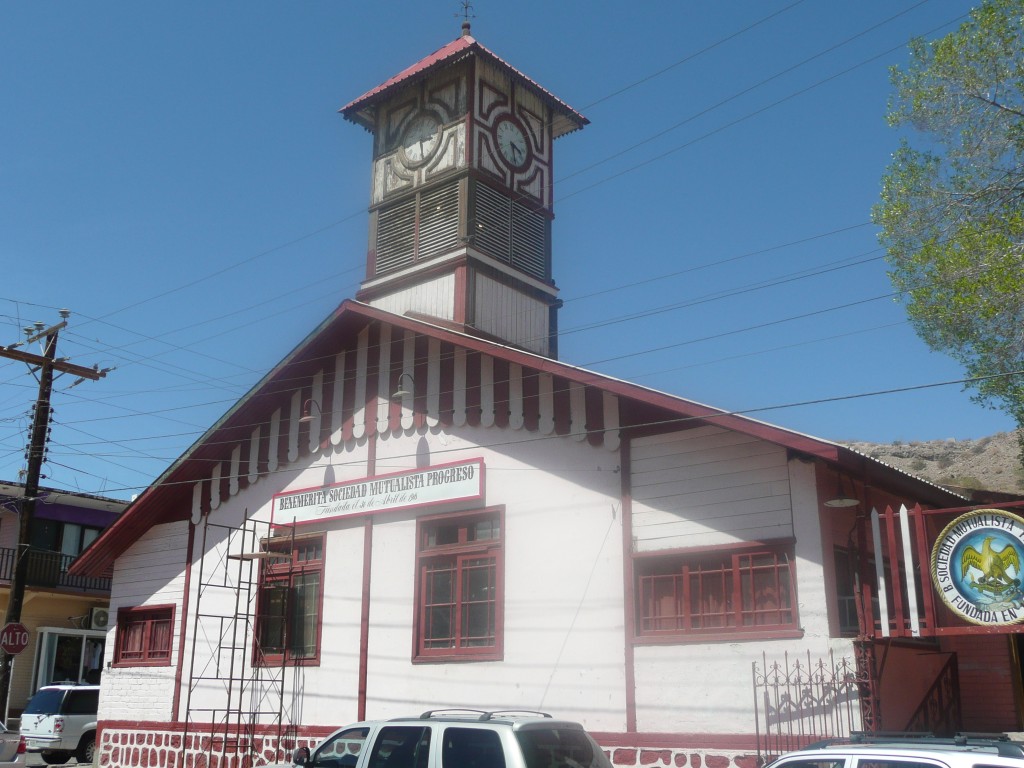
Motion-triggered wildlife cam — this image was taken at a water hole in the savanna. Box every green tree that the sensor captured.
[873,0,1024,451]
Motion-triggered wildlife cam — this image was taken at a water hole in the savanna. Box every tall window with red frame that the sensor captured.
[114,605,174,666]
[636,542,799,639]
[255,533,324,665]
[415,509,503,661]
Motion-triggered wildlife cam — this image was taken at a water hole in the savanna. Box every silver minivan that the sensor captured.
[19,684,98,765]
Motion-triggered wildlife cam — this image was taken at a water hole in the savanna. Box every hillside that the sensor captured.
[841,430,1024,495]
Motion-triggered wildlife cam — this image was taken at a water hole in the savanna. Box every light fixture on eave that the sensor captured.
[391,372,415,401]
[825,471,860,508]
[298,399,322,424]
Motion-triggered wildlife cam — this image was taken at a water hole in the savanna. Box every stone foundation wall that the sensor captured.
[608,748,761,768]
[99,728,316,768]
[97,726,764,768]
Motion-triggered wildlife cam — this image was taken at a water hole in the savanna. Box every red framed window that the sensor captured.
[415,509,503,661]
[635,542,799,640]
[255,534,324,665]
[114,605,174,666]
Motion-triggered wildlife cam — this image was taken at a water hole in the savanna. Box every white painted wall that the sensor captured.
[360,427,624,728]
[368,274,456,322]
[163,423,623,732]
[631,426,794,549]
[103,418,848,739]
[99,520,188,723]
[178,438,374,729]
[259,520,367,726]
[629,432,854,733]
[473,274,549,356]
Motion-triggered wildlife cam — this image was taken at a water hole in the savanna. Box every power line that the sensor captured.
[628,320,907,383]
[0,238,987,465]
[64,365,1024,498]
[562,222,874,307]
[0,318,107,716]
[555,12,969,207]
[579,0,810,112]
[0,1,931,393]
[0,4,988,494]
[0,2,945,359]
[563,0,942,186]
[562,250,885,338]
[83,217,363,328]
[13,245,996,444]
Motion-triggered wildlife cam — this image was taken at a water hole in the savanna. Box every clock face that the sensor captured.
[399,112,442,167]
[495,118,529,168]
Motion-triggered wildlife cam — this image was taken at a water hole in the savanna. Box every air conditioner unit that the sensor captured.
[89,607,110,631]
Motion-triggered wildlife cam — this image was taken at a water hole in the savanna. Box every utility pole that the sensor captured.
[0,315,107,719]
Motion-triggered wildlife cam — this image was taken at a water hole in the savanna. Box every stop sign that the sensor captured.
[0,622,29,655]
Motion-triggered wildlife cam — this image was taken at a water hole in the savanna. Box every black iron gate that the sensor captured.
[753,649,868,762]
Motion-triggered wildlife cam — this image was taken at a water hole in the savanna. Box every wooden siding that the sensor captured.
[474,273,549,356]
[630,426,792,551]
[102,520,188,722]
[108,522,187,608]
[368,273,457,321]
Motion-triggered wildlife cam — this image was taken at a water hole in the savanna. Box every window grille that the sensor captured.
[636,544,798,637]
[255,534,324,664]
[415,510,503,660]
[114,605,174,666]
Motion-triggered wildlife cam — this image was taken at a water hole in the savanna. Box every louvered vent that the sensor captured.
[473,183,547,280]
[376,198,416,274]
[418,181,460,260]
[474,183,512,264]
[511,200,547,279]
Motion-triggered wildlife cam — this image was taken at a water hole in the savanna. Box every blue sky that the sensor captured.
[1,1,1013,501]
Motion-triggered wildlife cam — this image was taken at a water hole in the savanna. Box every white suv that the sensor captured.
[767,735,1024,768]
[19,684,98,765]
[281,709,612,768]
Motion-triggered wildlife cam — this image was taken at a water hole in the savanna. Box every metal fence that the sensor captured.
[0,546,111,593]
[753,650,865,763]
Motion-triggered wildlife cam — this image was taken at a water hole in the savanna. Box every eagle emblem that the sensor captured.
[931,510,1024,625]
[960,536,1021,595]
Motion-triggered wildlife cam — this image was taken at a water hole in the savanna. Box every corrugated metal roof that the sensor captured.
[340,32,587,136]
[837,443,971,502]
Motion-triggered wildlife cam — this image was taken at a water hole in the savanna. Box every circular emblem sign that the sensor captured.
[931,509,1024,625]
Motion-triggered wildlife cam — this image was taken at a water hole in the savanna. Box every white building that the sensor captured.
[72,22,1024,768]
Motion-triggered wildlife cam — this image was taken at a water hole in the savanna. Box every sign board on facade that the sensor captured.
[0,622,29,655]
[272,458,485,526]
[930,508,1024,626]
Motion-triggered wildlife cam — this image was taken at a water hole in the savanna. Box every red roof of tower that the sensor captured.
[340,31,588,138]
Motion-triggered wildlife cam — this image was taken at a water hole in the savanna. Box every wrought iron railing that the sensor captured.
[753,649,866,763]
[0,546,111,593]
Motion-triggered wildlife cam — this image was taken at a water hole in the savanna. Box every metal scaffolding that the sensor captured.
[181,514,295,768]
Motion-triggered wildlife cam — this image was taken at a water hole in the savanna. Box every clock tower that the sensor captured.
[341,22,587,358]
